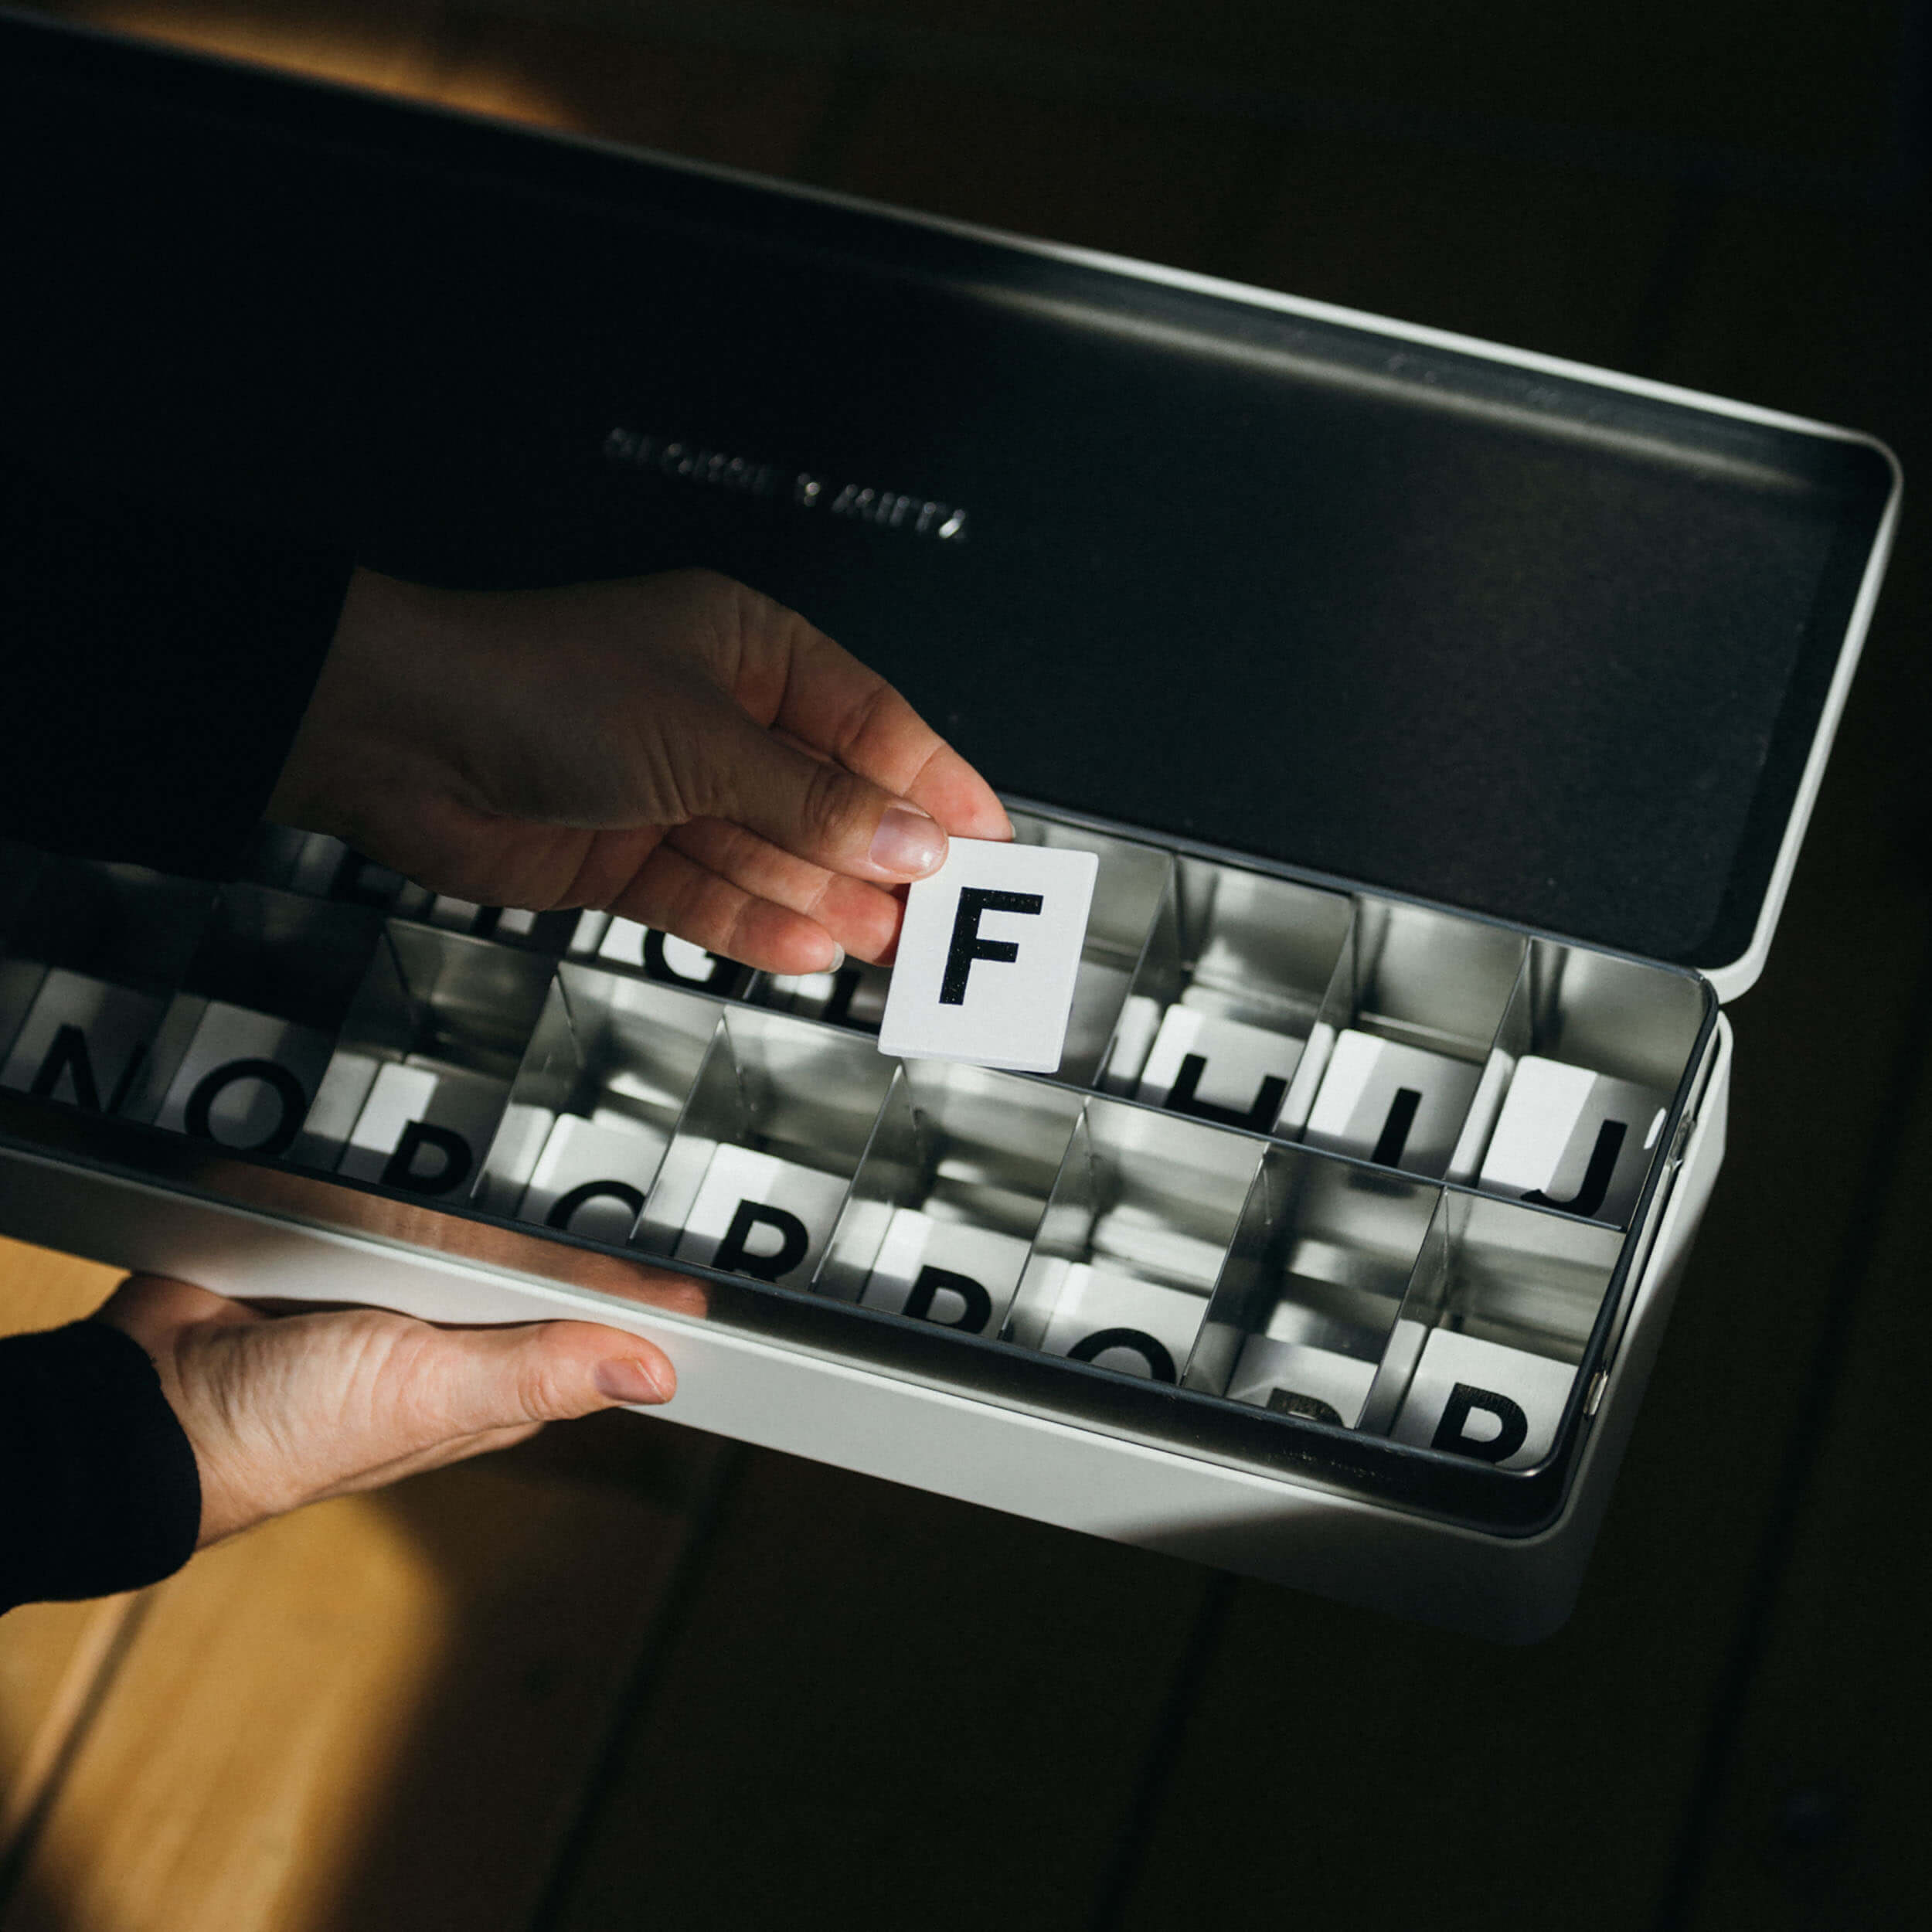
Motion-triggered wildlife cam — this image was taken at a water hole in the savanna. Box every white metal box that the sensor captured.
[0,16,1899,1638]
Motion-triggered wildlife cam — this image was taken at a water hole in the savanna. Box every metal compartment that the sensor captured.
[0,13,1900,1638]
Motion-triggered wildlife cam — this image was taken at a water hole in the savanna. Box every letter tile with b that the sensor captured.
[879,838,1097,1073]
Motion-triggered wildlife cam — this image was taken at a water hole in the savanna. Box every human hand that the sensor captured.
[94,1273,681,1546]
[267,567,1011,975]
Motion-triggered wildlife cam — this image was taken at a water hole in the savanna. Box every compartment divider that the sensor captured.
[476,964,721,1240]
[0,859,219,1124]
[815,1062,1083,1343]
[641,1006,897,1291]
[634,1015,747,1256]
[124,883,383,1164]
[1189,1144,1441,1430]
[1003,1099,1260,1386]
[1293,895,1525,1181]
[1009,811,1173,1087]
[1103,857,1355,1142]
[1464,937,1706,1226]
[1442,947,1537,1184]
[305,920,554,1199]
[1358,1189,1623,1470]
[813,1065,924,1303]
[0,794,1714,1513]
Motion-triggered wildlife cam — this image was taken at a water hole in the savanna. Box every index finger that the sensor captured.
[749,616,1012,841]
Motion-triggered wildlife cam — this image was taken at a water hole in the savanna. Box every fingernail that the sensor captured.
[821,943,847,973]
[871,803,947,878]
[597,1356,672,1405]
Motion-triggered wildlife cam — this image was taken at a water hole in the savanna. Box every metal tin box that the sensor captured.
[0,16,1898,1638]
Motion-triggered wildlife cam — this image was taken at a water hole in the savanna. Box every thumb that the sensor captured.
[698,705,951,883]
[420,1319,675,1437]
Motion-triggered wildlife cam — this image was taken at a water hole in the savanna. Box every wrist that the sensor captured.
[266,566,437,839]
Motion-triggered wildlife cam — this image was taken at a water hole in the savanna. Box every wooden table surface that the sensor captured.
[3,5,1928,1927]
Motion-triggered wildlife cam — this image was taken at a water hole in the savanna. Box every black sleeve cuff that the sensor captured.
[0,461,354,879]
[1,1320,202,1611]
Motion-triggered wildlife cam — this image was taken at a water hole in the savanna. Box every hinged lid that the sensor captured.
[5,16,1900,998]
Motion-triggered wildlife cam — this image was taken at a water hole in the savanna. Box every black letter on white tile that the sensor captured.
[382,1121,474,1195]
[1524,1117,1627,1219]
[1267,1388,1345,1426]
[715,1199,809,1281]
[1167,1053,1287,1132]
[940,888,1043,1005]
[184,1058,308,1158]
[29,1024,103,1111]
[902,1264,993,1334]
[1430,1382,1529,1463]
[546,1179,646,1236]
[1068,1326,1178,1383]
[644,929,747,997]
[1369,1087,1423,1167]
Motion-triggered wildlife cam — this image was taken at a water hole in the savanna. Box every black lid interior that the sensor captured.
[4,16,1895,971]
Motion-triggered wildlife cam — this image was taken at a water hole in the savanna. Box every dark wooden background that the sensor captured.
[2,4,1927,1927]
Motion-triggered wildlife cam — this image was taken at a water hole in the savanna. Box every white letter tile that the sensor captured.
[879,838,1097,1073]
[0,969,166,1112]
[151,1002,338,1156]
[672,1145,849,1289]
[1134,1005,1310,1134]
[1226,1334,1379,1427]
[1029,1259,1206,1383]
[517,1113,674,1243]
[427,895,488,932]
[599,919,747,994]
[1301,1029,1483,1176]
[1387,1327,1577,1470]
[1478,1056,1668,1226]
[766,960,891,1032]
[335,1061,508,1196]
[860,1206,1031,1335]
